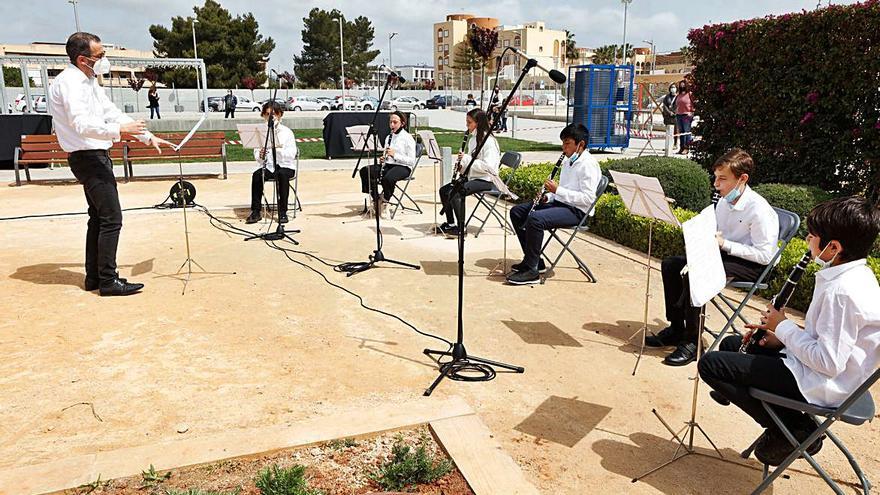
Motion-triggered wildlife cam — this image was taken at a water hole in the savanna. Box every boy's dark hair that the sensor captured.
[559,123,589,146]
[261,100,285,116]
[66,32,100,64]
[713,148,755,178]
[807,196,880,261]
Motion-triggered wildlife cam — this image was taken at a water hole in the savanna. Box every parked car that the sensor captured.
[235,96,262,112]
[538,94,567,106]
[259,97,291,111]
[507,95,534,106]
[315,96,336,107]
[199,96,225,112]
[424,95,462,109]
[12,94,47,112]
[353,96,379,111]
[381,96,425,111]
[332,95,360,110]
[287,96,330,111]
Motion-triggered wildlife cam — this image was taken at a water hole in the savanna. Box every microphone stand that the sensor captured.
[422,58,535,396]
[343,73,420,277]
[244,81,300,244]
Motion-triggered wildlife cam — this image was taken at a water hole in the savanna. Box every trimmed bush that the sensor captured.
[601,157,712,212]
[752,183,833,237]
[687,2,880,202]
[500,161,554,203]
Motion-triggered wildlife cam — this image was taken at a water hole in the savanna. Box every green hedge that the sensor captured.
[600,157,712,212]
[500,162,554,203]
[687,2,880,202]
[752,183,833,237]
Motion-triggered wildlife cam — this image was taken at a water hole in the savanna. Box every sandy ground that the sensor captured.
[1,168,878,494]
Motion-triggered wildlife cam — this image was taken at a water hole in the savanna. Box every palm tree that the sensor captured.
[563,30,579,65]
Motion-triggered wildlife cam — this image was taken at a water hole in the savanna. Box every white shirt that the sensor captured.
[383,129,416,169]
[776,259,880,407]
[545,151,602,214]
[716,185,779,265]
[253,123,298,173]
[48,64,152,153]
[460,133,500,182]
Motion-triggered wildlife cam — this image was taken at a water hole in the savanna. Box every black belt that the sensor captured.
[69,149,110,159]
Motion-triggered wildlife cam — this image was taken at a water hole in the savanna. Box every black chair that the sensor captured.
[388,142,426,219]
[264,152,302,218]
[742,367,878,494]
[538,175,610,283]
[464,151,522,237]
[705,207,800,352]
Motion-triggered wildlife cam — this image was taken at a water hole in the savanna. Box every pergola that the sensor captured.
[0,55,207,114]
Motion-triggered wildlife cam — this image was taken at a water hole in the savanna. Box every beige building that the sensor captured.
[653,51,693,75]
[1,41,156,87]
[433,14,499,89]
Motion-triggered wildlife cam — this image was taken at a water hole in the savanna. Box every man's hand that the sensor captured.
[743,303,788,350]
[149,136,175,154]
[120,120,147,135]
[544,179,558,194]
[715,231,725,248]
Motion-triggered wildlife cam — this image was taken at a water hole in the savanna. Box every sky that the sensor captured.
[1,0,859,71]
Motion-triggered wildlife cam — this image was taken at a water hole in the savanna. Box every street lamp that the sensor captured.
[621,0,633,65]
[68,0,81,32]
[389,32,398,98]
[191,18,201,104]
[335,17,346,110]
[642,39,656,74]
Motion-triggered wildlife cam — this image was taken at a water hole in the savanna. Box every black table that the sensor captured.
[322,111,412,159]
[0,114,53,163]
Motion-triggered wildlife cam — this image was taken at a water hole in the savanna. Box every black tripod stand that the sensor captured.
[343,73,419,277]
[422,54,536,396]
[244,83,299,244]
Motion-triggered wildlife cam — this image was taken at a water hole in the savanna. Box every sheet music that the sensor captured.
[682,205,726,306]
[609,170,679,226]
[236,124,282,149]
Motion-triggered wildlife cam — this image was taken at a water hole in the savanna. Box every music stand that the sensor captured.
[238,123,280,221]
[416,130,443,235]
[632,205,727,483]
[610,171,680,375]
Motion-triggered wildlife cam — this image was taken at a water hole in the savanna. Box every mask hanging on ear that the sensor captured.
[812,243,838,270]
[725,179,744,205]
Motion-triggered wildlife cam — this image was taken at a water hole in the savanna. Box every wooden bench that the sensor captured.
[122,131,228,180]
[13,135,125,186]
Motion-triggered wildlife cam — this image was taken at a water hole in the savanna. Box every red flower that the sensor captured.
[875,120,880,130]
[805,91,820,104]
[800,112,815,125]
[717,83,726,93]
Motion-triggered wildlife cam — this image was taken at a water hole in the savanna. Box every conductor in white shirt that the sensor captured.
[48,32,172,297]
[648,148,779,365]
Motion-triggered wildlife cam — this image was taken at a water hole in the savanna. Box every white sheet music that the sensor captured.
[609,170,679,226]
[682,205,726,306]
[236,124,282,149]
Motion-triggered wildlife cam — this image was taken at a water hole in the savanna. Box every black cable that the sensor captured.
[193,203,453,350]
[0,205,167,222]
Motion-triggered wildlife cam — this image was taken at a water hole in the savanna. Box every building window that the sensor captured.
[503,40,509,47]
[539,46,543,53]
[444,30,449,37]
[437,45,443,53]
[514,36,521,48]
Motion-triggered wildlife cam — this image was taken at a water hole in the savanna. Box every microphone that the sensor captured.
[509,47,566,84]
[381,65,407,84]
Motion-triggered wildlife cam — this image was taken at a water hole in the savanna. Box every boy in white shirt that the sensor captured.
[648,149,779,365]
[507,123,601,285]
[247,101,298,224]
[700,196,880,466]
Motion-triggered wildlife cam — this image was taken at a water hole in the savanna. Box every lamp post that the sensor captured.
[621,0,633,64]
[68,0,81,32]
[191,18,201,106]
[389,32,398,98]
[336,17,346,110]
[642,39,656,74]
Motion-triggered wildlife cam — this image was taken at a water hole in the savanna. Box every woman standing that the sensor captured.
[147,86,160,120]
[674,80,694,154]
[358,111,416,217]
[661,83,677,148]
[436,108,501,237]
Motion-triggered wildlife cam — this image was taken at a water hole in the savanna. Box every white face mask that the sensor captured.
[670,87,677,95]
[85,57,111,76]
[812,243,838,270]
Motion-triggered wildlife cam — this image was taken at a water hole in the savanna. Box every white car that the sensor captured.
[12,94,47,113]
[235,96,262,112]
[382,96,425,111]
[538,94,567,106]
[353,96,379,111]
[288,96,330,111]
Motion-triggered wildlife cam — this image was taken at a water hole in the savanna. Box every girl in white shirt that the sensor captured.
[359,111,416,215]
[700,196,880,467]
[437,109,500,237]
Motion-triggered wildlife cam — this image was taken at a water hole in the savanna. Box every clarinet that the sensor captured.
[740,249,812,353]
[712,190,721,207]
[451,130,470,181]
[524,152,566,220]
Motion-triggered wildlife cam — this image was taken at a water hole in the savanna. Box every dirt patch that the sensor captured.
[63,425,472,495]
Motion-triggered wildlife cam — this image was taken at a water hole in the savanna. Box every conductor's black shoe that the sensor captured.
[279,214,289,224]
[663,342,698,366]
[645,326,685,347]
[99,278,144,297]
[441,225,461,238]
[510,260,547,274]
[506,269,540,285]
[755,427,824,466]
[245,211,261,224]
[433,222,452,234]
[709,390,731,406]
[85,277,126,291]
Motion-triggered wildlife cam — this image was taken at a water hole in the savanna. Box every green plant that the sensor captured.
[601,156,712,212]
[687,3,880,203]
[325,437,358,450]
[590,194,698,260]
[500,162,555,203]
[752,183,833,237]
[254,464,322,495]
[141,464,171,489]
[370,434,453,491]
[76,474,108,494]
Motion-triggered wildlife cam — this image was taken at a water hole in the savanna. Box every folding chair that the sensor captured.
[742,367,878,495]
[705,207,800,352]
[464,151,522,237]
[538,175,609,283]
[264,152,303,218]
[388,142,426,219]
